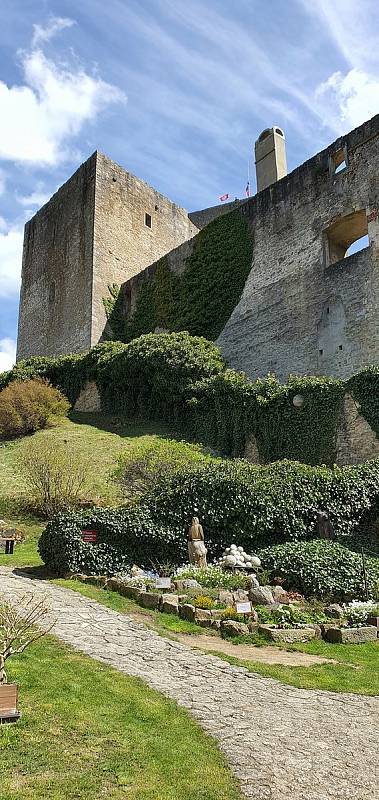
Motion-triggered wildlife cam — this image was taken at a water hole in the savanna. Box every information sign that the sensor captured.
[81,530,97,544]
[235,601,253,615]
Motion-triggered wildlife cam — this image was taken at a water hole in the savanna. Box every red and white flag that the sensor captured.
[219,193,229,202]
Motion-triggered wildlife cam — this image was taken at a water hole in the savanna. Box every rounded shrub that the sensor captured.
[258,539,379,599]
[38,507,185,576]
[0,378,69,438]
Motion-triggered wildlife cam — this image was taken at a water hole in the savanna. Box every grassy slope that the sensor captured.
[0,412,208,568]
[56,579,379,697]
[0,636,242,800]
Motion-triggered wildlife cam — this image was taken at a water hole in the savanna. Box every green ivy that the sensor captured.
[107,209,253,343]
[348,366,379,437]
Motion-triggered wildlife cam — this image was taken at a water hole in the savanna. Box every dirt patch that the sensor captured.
[175,633,338,667]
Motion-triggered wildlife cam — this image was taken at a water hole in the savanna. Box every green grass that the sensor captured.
[55,579,379,696]
[53,579,204,637]
[0,636,242,800]
[204,638,379,696]
[0,413,213,568]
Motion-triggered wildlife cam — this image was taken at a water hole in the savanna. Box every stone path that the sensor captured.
[1,567,378,800]
[174,632,339,666]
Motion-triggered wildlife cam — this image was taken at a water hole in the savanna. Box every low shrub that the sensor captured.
[0,378,69,438]
[175,565,250,591]
[193,595,214,610]
[145,458,379,552]
[258,540,379,600]
[38,507,185,576]
[20,439,94,517]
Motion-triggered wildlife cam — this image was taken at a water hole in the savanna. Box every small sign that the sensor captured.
[81,530,97,544]
[155,577,171,589]
[0,539,15,555]
[236,601,253,615]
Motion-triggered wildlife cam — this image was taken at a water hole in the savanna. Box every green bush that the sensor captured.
[258,540,379,600]
[145,458,379,553]
[38,507,185,576]
[0,378,69,439]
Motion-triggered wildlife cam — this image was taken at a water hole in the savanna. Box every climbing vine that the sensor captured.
[105,208,253,343]
[347,366,379,437]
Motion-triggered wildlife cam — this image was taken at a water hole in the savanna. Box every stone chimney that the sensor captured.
[255,126,287,193]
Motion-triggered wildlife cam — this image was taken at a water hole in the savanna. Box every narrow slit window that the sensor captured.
[145,213,152,229]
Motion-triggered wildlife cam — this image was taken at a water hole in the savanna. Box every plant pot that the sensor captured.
[0,683,21,723]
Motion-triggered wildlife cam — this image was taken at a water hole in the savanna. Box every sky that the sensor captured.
[0,0,378,370]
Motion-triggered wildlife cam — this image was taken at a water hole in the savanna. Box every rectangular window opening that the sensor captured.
[331,147,347,175]
[145,212,152,229]
[325,210,369,266]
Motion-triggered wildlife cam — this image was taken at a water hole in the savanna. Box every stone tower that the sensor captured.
[17,151,199,360]
[254,126,288,193]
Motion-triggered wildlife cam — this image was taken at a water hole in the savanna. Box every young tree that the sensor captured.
[0,594,53,684]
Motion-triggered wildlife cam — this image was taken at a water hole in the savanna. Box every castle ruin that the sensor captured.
[17,115,379,382]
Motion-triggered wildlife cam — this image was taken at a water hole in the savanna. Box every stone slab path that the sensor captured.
[174,632,339,667]
[1,567,378,800]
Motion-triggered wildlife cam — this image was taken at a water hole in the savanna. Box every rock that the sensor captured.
[259,625,316,643]
[210,619,221,631]
[224,555,237,567]
[367,615,379,629]
[210,609,224,620]
[325,626,378,644]
[218,590,234,606]
[179,603,196,622]
[161,599,179,615]
[324,604,345,619]
[250,556,261,568]
[139,591,161,610]
[120,585,145,601]
[194,609,212,627]
[270,585,290,604]
[174,579,202,591]
[232,589,250,603]
[248,574,260,589]
[249,586,275,606]
[221,620,250,638]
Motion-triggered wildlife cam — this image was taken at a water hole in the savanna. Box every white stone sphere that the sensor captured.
[238,546,244,552]
[230,544,237,551]
[250,556,261,567]
[224,555,237,567]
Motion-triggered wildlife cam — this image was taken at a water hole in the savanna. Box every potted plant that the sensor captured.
[0,594,51,723]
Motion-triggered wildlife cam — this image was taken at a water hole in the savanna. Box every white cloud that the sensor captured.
[316,68,379,132]
[0,23,126,167]
[0,222,23,297]
[0,338,16,372]
[0,169,5,196]
[17,185,51,208]
[32,16,75,47]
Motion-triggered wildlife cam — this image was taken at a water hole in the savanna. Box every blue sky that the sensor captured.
[0,0,378,369]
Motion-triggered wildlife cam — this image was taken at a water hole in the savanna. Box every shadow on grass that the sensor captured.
[69,411,191,443]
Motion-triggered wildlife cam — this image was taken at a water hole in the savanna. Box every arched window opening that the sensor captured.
[325,210,369,266]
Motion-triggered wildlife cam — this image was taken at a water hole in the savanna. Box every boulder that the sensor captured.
[325,626,377,644]
[179,603,196,622]
[324,603,345,619]
[174,579,202,592]
[218,590,234,606]
[258,625,316,643]
[210,609,224,620]
[221,620,249,638]
[249,586,275,606]
[194,609,212,627]
[211,619,221,631]
[139,591,161,610]
[232,589,250,604]
[161,599,179,615]
[120,585,145,601]
[270,585,290,604]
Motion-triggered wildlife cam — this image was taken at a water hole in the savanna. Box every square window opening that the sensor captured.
[325,210,369,266]
[145,213,152,229]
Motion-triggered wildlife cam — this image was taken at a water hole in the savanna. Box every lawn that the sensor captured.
[0,636,242,800]
[0,412,209,568]
[57,578,379,697]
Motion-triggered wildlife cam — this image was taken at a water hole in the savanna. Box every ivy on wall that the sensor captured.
[106,208,253,343]
[1,331,378,467]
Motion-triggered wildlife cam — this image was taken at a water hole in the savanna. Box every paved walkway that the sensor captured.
[1,568,378,800]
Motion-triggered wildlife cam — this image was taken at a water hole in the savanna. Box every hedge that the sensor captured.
[39,458,379,576]
[1,331,379,465]
[145,458,379,552]
[258,540,379,600]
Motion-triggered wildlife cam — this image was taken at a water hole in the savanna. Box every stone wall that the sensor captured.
[17,155,96,359]
[91,153,199,344]
[217,115,379,381]
[189,198,246,229]
[335,393,379,465]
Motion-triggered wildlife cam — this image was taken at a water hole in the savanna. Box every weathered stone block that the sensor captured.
[367,615,379,629]
[179,603,196,622]
[324,604,345,619]
[232,589,250,604]
[270,586,290,604]
[194,609,212,627]
[325,626,378,644]
[120,585,144,601]
[218,590,234,606]
[139,591,161,610]
[249,586,275,606]
[259,625,316,643]
[161,599,179,616]
[221,620,249,637]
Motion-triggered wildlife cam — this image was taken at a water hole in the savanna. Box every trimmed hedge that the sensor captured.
[258,539,379,600]
[145,458,379,553]
[39,458,379,576]
[38,507,186,576]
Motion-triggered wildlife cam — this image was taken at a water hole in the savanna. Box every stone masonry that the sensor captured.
[0,568,378,800]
